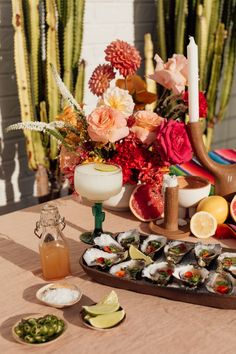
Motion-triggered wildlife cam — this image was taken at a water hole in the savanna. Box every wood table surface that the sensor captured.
[0,195,236,354]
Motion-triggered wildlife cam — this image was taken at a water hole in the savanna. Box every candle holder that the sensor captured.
[187,121,236,200]
[149,185,190,240]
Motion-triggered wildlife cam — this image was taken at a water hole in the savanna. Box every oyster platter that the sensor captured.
[80,230,236,309]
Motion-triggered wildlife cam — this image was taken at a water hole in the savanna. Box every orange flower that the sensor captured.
[88,64,115,96]
[56,106,81,129]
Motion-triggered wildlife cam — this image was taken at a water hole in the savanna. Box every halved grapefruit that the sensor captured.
[129,183,164,222]
[230,194,236,223]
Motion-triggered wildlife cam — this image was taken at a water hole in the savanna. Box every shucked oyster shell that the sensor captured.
[217,252,236,278]
[164,241,193,264]
[142,261,174,285]
[117,229,140,249]
[140,235,167,258]
[83,248,127,268]
[94,234,124,253]
[194,243,222,267]
[109,259,146,280]
[173,264,209,288]
[205,271,234,295]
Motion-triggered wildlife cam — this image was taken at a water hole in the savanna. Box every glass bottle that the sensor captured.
[34,204,71,280]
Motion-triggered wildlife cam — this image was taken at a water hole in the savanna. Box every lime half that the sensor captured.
[82,302,120,316]
[88,309,125,329]
[129,244,153,265]
[94,163,119,172]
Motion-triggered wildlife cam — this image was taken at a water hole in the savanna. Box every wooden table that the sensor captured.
[0,196,236,354]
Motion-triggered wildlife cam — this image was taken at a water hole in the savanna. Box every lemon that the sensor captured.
[190,211,217,238]
[88,309,125,329]
[94,163,118,172]
[82,302,120,316]
[129,245,153,265]
[197,196,228,224]
[98,290,119,306]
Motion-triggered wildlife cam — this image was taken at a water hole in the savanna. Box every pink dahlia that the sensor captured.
[88,64,115,96]
[105,40,141,77]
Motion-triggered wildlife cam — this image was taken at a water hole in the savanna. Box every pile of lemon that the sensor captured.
[190,195,229,238]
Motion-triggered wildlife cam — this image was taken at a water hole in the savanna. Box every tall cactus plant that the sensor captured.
[156,0,236,150]
[11,0,85,198]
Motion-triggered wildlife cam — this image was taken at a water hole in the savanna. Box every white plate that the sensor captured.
[36,282,82,308]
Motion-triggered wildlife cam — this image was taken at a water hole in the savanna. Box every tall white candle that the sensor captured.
[187,37,199,122]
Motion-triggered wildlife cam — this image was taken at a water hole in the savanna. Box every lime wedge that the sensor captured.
[129,244,153,265]
[94,163,118,172]
[82,302,120,316]
[88,309,125,329]
[98,291,119,306]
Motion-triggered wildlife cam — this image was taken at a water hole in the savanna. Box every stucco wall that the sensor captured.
[0,0,235,215]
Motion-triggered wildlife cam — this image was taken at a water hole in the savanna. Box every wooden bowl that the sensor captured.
[36,282,82,308]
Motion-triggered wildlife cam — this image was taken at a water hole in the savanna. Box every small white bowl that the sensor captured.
[36,282,82,309]
[177,176,211,208]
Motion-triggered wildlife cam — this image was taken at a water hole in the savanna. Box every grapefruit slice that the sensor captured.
[129,183,164,222]
[190,211,217,238]
[230,195,236,223]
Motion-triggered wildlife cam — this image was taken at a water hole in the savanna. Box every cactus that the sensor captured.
[11,0,85,196]
[144,33,157,111]
[156,0,236,150]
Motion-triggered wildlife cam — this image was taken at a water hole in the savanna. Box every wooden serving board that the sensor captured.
[79,240,236,309]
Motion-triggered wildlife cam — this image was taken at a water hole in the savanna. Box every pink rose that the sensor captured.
[87,106,129,143]
[149,54,188,94]
[156,120,192,165]
[130,110,164,145]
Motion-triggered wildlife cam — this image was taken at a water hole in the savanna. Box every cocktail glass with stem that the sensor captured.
[74,163,123,244]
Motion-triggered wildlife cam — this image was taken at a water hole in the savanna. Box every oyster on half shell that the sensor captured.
[164,241,193,264]
[117,229,140,249]
[140,235,167,258]
[142,261,174,285]
[205,271,234,295]
[94,234,124,253]
[217,252,236,278]
[194,243,222,267]
[109,259,146,280]
[83,248,127,268]
[173,264,209,288]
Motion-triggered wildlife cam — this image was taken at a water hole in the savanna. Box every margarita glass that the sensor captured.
[74,163,123,244]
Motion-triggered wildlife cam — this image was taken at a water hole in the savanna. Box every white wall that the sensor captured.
[0,0,235,215]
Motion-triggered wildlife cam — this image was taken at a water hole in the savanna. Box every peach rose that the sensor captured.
[87,106,129,143]
[130,110,164,145]
[149,54,188,94]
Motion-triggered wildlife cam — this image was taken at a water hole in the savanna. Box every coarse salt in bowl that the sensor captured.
[36,282,82,308]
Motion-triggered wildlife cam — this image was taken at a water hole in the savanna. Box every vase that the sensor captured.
[103,184,136,211]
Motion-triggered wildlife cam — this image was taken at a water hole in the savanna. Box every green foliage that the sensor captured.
[156,0,236,148]
[11,0,85,170]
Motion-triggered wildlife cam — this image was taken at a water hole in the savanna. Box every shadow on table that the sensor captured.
[0,312,40,344]
[62,294,94,328]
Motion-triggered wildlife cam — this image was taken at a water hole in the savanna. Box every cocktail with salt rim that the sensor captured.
[74,163,122,244]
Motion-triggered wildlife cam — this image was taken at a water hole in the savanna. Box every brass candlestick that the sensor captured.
[150,185,190,239]
[187,121,236,200]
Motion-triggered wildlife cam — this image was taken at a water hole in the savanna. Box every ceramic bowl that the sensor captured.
[177,176,211,208]
[36,282,82,308]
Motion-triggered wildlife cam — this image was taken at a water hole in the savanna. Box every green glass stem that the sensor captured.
[92,202,105,238]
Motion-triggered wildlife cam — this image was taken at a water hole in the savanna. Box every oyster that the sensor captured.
[94,234,124,253]
[142,261,174,285]
[217,253,236,278]
[194,243,222,267]
[109,259,145,280]
[117,229,140,249]
[140,235,167,258]
[83,248,126,268]
[173,264,209,288]
[205,271,234,295]
[164,241,193,264]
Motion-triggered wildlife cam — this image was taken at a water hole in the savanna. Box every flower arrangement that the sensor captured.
[7,39,208,191]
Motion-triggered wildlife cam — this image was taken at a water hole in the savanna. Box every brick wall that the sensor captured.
[0,0,235,215]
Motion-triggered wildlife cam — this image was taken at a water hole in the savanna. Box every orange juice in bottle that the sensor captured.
[35,204,71,280]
